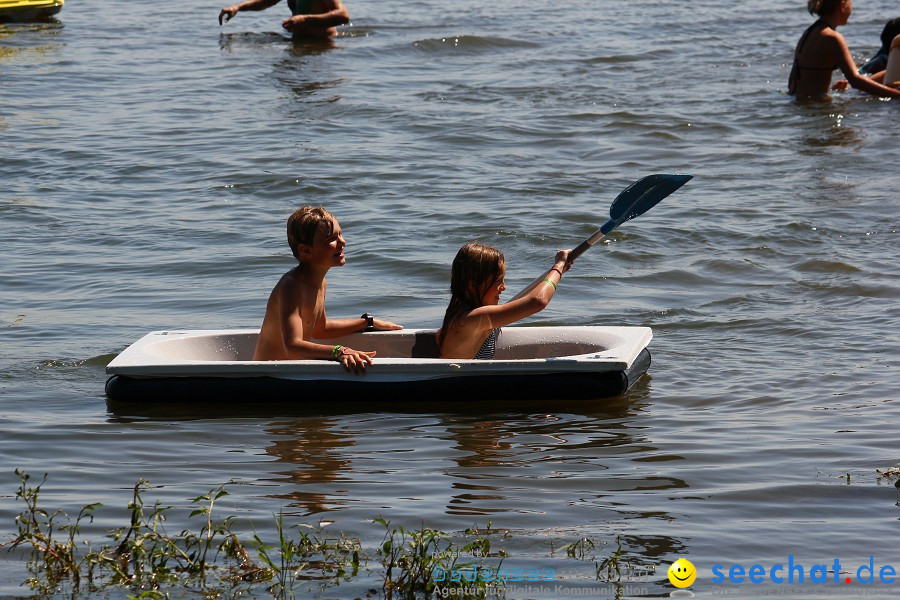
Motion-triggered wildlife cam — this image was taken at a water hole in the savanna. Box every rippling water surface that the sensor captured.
[2,0,899,597]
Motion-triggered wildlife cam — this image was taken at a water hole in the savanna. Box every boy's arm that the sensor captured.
[315,313,403,339]
[281,308,338,359]
[282,309,376,371]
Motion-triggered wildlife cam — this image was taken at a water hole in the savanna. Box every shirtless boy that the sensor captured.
[253,206,402,370]
[219,0,349,39]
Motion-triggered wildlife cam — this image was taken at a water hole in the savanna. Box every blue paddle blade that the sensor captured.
[601,174,692,234]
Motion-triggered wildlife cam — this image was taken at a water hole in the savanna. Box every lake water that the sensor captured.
[2,0,899,597]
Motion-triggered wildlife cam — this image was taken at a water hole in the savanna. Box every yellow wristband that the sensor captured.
[542,277,558,290]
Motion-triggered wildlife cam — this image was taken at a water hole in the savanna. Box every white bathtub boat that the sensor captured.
[105,326,652,408]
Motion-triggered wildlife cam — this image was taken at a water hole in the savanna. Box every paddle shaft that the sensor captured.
[569,218,616,262]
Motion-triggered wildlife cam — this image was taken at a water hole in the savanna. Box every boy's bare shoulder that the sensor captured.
[264,268,300,301]
[269,267,325,302]
[275,267,303,287]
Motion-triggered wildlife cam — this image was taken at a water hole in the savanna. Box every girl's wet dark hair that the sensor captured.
[438,243,505,350]
[287,206,335,260]
[807,0,842,16]
[880,18,900,53]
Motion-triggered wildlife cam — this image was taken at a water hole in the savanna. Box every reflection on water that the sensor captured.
[799,122,862,150]
[442,416,518,517]
[794,102,864,152]
[444,416,516,469]
[275,44,344,112]
[252,391,690,528]
[217,30,344,110]
[264,417,355,515]
[287,36,337,55]
[275,72,344,105]
[618,532,686,575]
[217,30,288,52]
[248,406,691,595]
[218,31,338,53]
[0,22,63,63]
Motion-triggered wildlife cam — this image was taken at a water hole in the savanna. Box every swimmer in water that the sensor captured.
[859,17,900,74]
[877,26,900,87]
[788,0,900,99]
[219,0,349,39]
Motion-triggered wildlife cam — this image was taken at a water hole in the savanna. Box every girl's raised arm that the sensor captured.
[470,250,571,330]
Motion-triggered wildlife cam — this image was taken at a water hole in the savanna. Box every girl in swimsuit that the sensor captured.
[437,243,572,360]
[789,0,900,99]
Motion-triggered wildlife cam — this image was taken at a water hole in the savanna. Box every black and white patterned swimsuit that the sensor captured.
[474,328,500,360]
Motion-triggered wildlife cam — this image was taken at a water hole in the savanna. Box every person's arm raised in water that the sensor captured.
[219,0,282,25]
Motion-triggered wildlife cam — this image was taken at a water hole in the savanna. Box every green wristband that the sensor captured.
[542,277,558,290]
[332,345,344,359]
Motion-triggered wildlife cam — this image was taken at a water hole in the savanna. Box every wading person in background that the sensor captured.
[859,17,900,74]
[219,0,349,39]
[877,26,900,86]
[859,17,900,75]
[788,0,900,99]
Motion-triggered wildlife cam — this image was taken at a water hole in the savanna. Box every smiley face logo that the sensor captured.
[668,558,697,588]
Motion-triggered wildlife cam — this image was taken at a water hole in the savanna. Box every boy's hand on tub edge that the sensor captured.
[338,348,376,373]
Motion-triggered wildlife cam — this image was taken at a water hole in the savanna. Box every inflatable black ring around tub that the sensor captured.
[106,349,651,408]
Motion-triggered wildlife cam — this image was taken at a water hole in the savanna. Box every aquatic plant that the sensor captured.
[0,470,356,598]
[552,536,596,561]
[876,467,900,479]
[375,517,507,599]
[251,511,362,599]
[0,469,101,595]
[2,470,643,599]
[595,535,624,582]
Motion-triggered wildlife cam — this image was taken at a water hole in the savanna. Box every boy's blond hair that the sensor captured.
[287,206,335,260]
